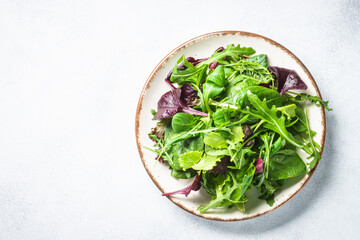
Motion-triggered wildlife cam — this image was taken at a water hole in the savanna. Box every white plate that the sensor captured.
[135,31,326,221]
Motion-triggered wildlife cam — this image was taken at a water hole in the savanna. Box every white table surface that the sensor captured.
[0,0,359,239]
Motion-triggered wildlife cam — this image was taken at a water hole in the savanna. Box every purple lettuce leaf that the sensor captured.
[243,125,253,140]
[162,173,202,197]
[165,78,176,90]
[209,61,219,70]
[208,46,224,70]
[209,156,230,176]
[255,158,263,174]
[153,87,207,120]
[180,84,197,105]
[268,66,307,96]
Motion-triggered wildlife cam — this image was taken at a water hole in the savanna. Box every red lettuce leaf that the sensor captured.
[255,158,263,174]
[180,84,197,105]
[154,87,207,120]
[268,66,307,95]
[209,156,230,176]
[162,173,202,197]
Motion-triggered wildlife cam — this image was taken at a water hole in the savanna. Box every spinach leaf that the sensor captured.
[268,150,306,180]
[213,108,232,127]
[171,168,196,179]
[247,54,268,68]
[202,65,226,112]
[241,86,282,108]
[171,113,197,133]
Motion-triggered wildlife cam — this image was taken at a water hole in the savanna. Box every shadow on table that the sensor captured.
[184,112,337,235]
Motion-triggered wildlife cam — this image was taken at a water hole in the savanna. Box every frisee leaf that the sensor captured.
[192,155,222,171]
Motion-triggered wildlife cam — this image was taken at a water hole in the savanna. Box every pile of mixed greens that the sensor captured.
[147,44,331,214]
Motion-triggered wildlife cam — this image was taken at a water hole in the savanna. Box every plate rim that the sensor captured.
[135,30,326,221]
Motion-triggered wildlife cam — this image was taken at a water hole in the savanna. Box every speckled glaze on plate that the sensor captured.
[135,31,326,221]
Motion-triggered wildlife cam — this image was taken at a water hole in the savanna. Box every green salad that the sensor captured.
[147,44,331,213]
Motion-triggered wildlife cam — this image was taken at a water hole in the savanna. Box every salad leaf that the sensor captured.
[247,54,268,68]
[245,91,303,148]
[171,113,197,133]
[179,151,203,170]
[154,87,207,120]
[204,132,228,149]
[287,92,332,111]
[162,173,202,197]
[276,104,297,120]
[171,168,196,179]
[254,158,264,174]
[170,56,207,86]
[180,84,198,106]
[210,156,231,176]
[268,150,307,180]
[268,66,308,95]
[198,165,255,213]
[193,154,222,171]
[199,44,256,66]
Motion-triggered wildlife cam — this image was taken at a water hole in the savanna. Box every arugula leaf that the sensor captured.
[288,92,332,111]
[198,165,255,213]
[271,136,285,153]
[305,108,322,169]
[225,61,274,84]
[228,148,254,169]
[199,44,256,66]
[245,91,303,148]
[170,55,207,86]
[258,179,279,206]
[260,133,272,178]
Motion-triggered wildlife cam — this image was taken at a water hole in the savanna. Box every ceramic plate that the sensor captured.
[135,31,326,221]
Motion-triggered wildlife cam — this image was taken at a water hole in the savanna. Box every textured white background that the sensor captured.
[0,0,359,239]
